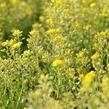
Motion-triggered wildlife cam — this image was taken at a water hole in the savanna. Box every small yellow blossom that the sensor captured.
[82,71,96,88]
[12,29,22,37]
[47,18,54,25]
[46,28,60,34]
[29,30,37,37]
[91,52,99,60]
[10,0,17,4]
[22,50,31,57]
[52,59,64,67]
[8,40,16,47]
[97,30,109,38]
[82,0,87,4]
[82,8,87,13]
[90,3,96,8]
[2,41,9,47]
[12,42,21,49]
[53,36,65,44]
[0,2,6,8]
[1,40,16,47]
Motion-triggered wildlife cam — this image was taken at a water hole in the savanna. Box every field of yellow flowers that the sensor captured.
[0,0,109,109]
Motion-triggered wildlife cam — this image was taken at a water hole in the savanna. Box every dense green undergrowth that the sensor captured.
[0,0,109,109]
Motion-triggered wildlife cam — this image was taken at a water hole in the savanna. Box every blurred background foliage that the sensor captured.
[0,0,44,40]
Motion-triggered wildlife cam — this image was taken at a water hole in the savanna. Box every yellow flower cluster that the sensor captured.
[52,59,64,67]
[82,71,96,88]
[12,29,22,37]
[46,28,60,35]
[12,42,21,49]
[53,36,65,44]
[1,40,21,50]
[47,19,54,25]
[22,50,31,57]
[91,52,99,60]
[0,2,6,8]
[96,30,109,38]
[29,30,38,37]
[2,40,15,47]
[82,0,87,4]
[90,3,96,8]
[9,0,18,5]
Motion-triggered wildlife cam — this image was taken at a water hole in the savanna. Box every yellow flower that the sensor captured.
[52,59,64,67]
[1,40,16,47]
[82,71,96,88]
[97,30,109,38]
[82,0,87,4]
[29,30,37,37]
[12,42,21,49]
[12,29,22,37]
[2,41,8,47]
[46,28,60,34]
[53,36,65,44]
[90,3,96,8]
[82,8,87,13]
[91,52,99,60]
[47,18,54,25]
[0,2,6,8]
[10,0,17,4]
[22,50,31,57]
[8,40,16,47]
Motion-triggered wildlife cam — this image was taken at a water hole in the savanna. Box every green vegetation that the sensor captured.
[0,0,109,109]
